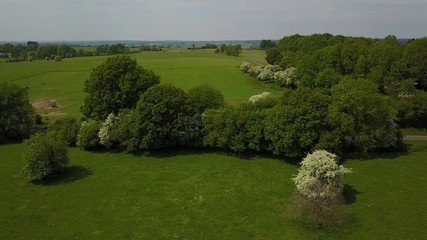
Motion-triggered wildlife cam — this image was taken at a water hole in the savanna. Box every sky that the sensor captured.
[0,0,426,41]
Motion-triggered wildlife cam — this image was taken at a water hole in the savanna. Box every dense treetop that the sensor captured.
[81,55,160,120]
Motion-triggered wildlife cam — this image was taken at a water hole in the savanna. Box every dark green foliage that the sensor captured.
[259,39,276,49]
[81,55,160,120]
[187,85,224,113]
[0,83,34,143]
[326,79,399,152]
[37,44,58,59]
[403,38,427,90]
[77,121,101,150]
[132,84,197,150]
[265,88,330,157]
[203,101,273,153]
[57,44,76,58]
[21,133,68,181]
[222,44,242,56]
[265,48,282,65]
[394,92,427,128]
[47,116,80,146]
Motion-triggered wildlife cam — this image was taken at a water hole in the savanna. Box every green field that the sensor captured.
[1,144,426,239]
[0,49,278,118]
[1,50,427,239]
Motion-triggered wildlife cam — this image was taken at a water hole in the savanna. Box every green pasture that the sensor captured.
[1,144,426,239]
[0,50,276,118]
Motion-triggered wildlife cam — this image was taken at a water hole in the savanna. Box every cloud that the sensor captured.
[0,0,426,41]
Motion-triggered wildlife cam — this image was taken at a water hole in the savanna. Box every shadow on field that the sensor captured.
[343,184,361,205]
[131,147,301,165]
[35,166,93,186]
[341,151,409,162]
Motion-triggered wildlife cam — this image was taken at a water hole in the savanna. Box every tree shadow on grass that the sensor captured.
[33,165,93,186]
[343,184,362,205]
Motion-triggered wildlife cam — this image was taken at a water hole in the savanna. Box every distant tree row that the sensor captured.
[217,44,242,56]
[0,42,138,61]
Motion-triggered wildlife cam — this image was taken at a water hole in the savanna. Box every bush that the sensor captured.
[21,133,69,181]
[239,62,252,73]
[77,121,101,150]
[98,113,119,148]
[47,116,80,145]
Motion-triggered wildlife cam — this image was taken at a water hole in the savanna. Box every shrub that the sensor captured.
[21,133,69,181]
[47,116,80,145]
[98,113,119,148]
[248,92,272,103]
[239,62,252,73]
[77,121,101,150]
[273,67,297,87]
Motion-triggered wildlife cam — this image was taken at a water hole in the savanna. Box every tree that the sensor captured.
[47,116,80,146]
[81,55,160,120]
[57,44,76,58]
[187,85,225,113]
[265,88,331,157]
[0,83,34,143]
[132,85,196,150]
[326,79,400,152]
[10,44,25,58]
[37,44,58,59]
[259,39,276,49]
[265,48,282,65]
[26,41,39,52]
[21,133,69,181]
[77,121,101,150]
[291,150,351,227]
[203,100,273,153]
[403,38,427,90]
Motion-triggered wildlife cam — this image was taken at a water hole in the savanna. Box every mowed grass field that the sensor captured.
[0,49,275,118]
[1,144,427,239]
[1,50,427,239]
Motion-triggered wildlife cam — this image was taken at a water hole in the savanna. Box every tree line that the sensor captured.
[258,34,427,129]
[0,42,138,62]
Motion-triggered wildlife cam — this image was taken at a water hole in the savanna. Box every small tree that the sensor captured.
[47,116,80,146]
[98,113,119,148]
[77,121,101,150]
[21,133,69,181]
[291,150,351,227]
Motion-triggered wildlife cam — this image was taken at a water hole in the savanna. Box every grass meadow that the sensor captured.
[1,50,427,239]
[0,49,276,118]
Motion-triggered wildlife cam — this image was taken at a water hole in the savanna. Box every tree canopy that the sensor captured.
[81,55,160,120]
[0,83,34,143]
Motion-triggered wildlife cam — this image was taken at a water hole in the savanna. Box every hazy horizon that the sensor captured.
[1,0,426,42]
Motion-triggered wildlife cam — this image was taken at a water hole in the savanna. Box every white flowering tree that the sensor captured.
[274,67,297,87]
[290,150,352,227]
[248,65,264,77]
[293,150,351,200]
[98,113,119,148]
[239,62,252,73]
[248,92,272,103]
